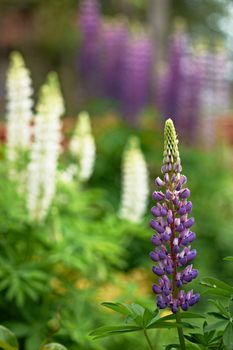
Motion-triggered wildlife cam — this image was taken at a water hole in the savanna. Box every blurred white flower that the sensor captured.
[27,72,65,222]
[119,136,149,223]
[69,111,96,181]
[57,164,77,185]
[6,51,34,163]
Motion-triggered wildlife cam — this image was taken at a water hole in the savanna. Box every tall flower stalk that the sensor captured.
[6,51,33,164]
[119,136,149,223]
[100,19,128,100]
[157,29,201,143]
[78,0,101,96]
[27,72,64,222]
[120,34,153,125]
[69,111,96,182]
[150,119,200,348]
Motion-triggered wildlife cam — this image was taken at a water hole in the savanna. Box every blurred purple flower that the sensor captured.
[157,30,201,143]
[100,20,129,100]
[78,0,101,94]
[120,34,153,126]
[193,46,230,147]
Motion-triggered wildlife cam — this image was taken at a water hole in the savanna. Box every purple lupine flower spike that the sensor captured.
[120,34,153,126]
[78,0,101,95]
[150,119,200,313]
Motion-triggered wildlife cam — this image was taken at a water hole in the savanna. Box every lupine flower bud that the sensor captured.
[27,72,64,222]
[150,119,199,313]
[69,111,96,181]
[6,51,33,163]
[119,136,149,223]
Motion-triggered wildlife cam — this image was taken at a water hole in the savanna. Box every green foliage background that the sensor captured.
[0,114,233,349]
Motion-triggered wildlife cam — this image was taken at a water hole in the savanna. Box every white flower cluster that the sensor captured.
[58,164,77,185]
[119,136,149,223]
[6,51,33,163]
[27,72,65,222]
[69,111,96,181]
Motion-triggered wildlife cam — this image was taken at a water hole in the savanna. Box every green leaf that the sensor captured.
[201,277,233,294]
[144,309,160,328]
[208,300,230,319]
[223,322,233,349]
[184,333,205,345]
[160,312,205,322]
[147,321,181,329]
[101,302,130,315]
[128,304,145,326]
[229,298,233,317]
[223,257,233,262]
[202,288,232,298]
[207,312,229,320]
[147,320,195,330]
[129,304,145,318]
[166,344,197,350]
[204,321,227,333]
[0,326,18,350]
[4,323,29,338]
[40,344,67,350]
[155,312,203,330]
[90,324,142,340]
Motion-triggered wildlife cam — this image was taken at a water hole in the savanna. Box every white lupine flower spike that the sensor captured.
[27,72,65,222]
[6,51,33,163]
[119,136,149,223]
[69,111,96,181]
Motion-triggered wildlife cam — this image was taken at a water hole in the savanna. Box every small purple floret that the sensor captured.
[179,188,190,199]
[153,191,165,201]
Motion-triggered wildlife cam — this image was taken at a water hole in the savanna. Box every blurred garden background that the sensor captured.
[1,0,233,349]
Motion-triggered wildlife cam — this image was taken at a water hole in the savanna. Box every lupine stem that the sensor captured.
[175,311,186,350]
[143,329,155,350]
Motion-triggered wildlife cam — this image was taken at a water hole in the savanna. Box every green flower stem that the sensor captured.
[143,329,155,350]
[175,311,186,350]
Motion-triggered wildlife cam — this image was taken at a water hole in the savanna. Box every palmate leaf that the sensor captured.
[184,333,209,346]
[208,300,230,319]
[91,302,198,340]
[229,298,233,317]
[146,320,195,330]
[101,302,130,315]
[102,302,160,328]
[207,312,228,320]
[223,322,233,350]
[147,312,205,329]
[201,288,232,298]
[185,321,226,349]
[0,326,18,350]
[143,308,160,327]
[160,312,205,322]
[102,302,192,329]
[201,277,233,298]
[165,345,197,350]
[40,343,67,350]
[0,258,49,307]
[223,257,233,262]
[166,344,198,350]
[204,320,228,332]
[90,324,142,340]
